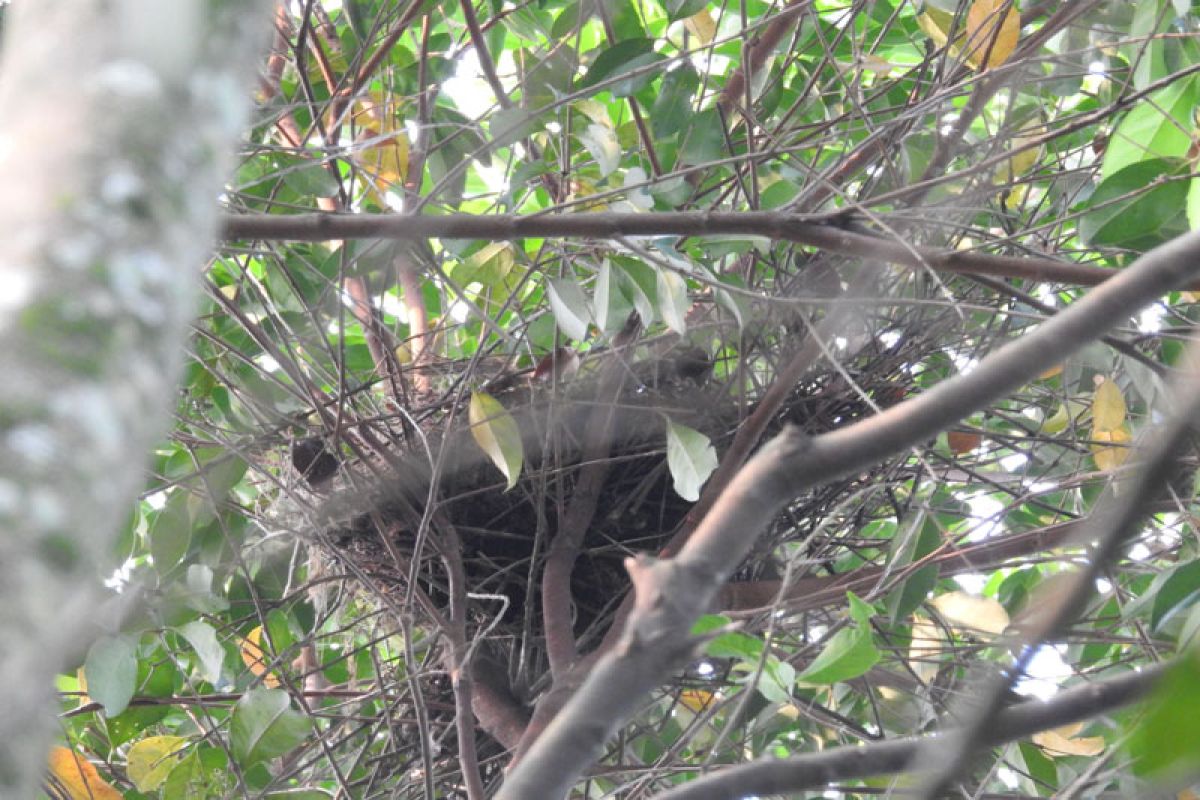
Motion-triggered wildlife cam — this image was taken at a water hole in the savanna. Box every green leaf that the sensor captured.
[760,178,802,209]
[1151,558,1200,631]
[594,259,634,334]
[679,108,724,163]
[184,564,229,614]
[469,392,525,490]
[489,105,539,149]
[691,613,731,636]
[457,241,516,291]
[178,620,226,685]
[665,419,717,501]
[1128,649,1200,778]
[756,658,796,704]
[579,39,666,97]
[705,631,764,661]
[1078,158,1189,251]
[230,688,310,767]
[885,516,942,622]
[796,594,882,685]
[547,276,593,340]
[1016,741,1059,793]
[664,0,710,21]
[1101,76,1198,179]
[149,491,192,576]
[847,592,875,625]
[85,634,137,717]
[161,751,203,800]
[615,259,657,325]
[280,160,338,198]
[187,454,247,527]
[551,4,584,39]
[796,625,880,685]
[651,65,700,138]
[1187,176,1200,232]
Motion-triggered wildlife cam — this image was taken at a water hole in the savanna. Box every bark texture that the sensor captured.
[0,1,271,793]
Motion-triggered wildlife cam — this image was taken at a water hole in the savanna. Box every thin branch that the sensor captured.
[220,210,1161,288]
[652,660,1167,800]
[914,336,1200,797]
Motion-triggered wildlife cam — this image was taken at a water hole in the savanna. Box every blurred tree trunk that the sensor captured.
[0,1,271,794]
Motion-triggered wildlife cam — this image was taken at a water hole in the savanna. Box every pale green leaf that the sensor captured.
[469,392,524,490]
[179,620,226,685]
[127,736,189,792]
[547,277,593,340]
[665,419,717,501]
[656,269,689,335]
[84,634,137,717]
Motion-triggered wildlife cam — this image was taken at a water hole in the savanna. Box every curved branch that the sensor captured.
[495,228,1200,798]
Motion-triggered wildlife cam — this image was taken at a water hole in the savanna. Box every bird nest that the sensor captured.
[308,310,940,667]
[270,267,990,792]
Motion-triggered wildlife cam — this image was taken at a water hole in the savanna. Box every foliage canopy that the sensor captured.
[39,0,1200,797]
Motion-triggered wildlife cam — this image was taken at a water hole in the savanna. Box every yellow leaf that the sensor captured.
[469,392,524,490]
[1092,376,1127,431]
[75,667,90,707]
[358,130,410,203]
[679,689,717,712]
[684,9,717,44]
[352,91,410,202]
[908,617,945,684]
[240,625,281,688]
[931,591,1010,637]
[1037,363,1063,380]
[463,241,516,290]
[127,736,188,792]
[575,99,610,126]
[46,747,122,800]
[1091,426,1132,472]
[1043,399,1085,435]
[919,1,1019,72]
[567,176,608,211]
[859,54,899,74]
[1032,725,1106,757]
[995,126,1045,186]
[917,6,957,51]
[963,0,1020,70]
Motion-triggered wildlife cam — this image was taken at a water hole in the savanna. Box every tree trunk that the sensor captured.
[0,1,271,794]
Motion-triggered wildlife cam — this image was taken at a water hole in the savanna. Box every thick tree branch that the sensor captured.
[915,338,1200,797]
[495,228,1200,797]
[219,210,1176,288]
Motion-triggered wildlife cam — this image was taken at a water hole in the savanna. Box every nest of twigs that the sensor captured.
[313,296,950,651]
[266,262,1001,792]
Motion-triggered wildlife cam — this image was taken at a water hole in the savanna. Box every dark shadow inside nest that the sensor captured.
[320,353,729,640]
